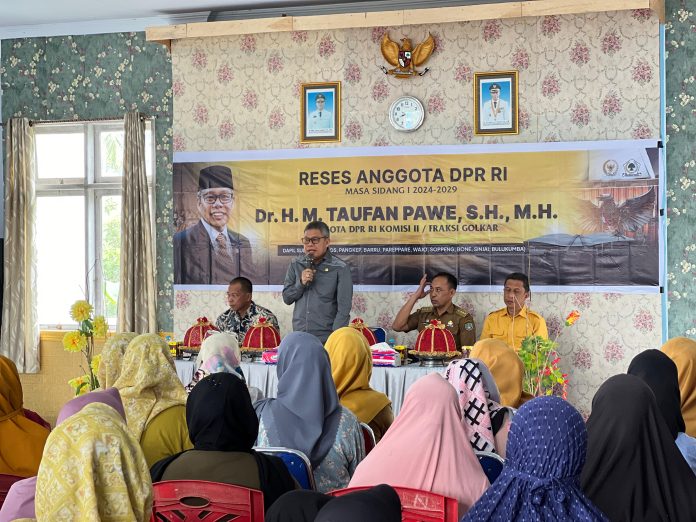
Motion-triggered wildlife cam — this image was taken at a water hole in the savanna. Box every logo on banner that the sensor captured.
[623,159,642,177]
[603,159,618,176]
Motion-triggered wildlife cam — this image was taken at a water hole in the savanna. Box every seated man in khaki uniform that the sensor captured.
[480,272,548,351]
[392,272,476,349]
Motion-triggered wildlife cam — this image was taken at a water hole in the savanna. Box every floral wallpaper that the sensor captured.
[175,288,661,412]
[172,10,659,150]
[0,32,175,330]
[665,1,696,338]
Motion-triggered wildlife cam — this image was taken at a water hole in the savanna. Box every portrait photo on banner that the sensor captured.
[301,81,341,143]
[474,71,518,135]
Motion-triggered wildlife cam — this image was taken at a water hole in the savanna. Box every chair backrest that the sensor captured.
[370,327,387,343]
[151,480,263,522]
[475,451,505,484]
[330,486,458,522]
[360,422,376,455]
[0,474,25,509]
[255,447,316,490]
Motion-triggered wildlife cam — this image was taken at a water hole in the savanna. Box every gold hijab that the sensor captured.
[662,337,696,437]
[0,355,49,477]
[112,333,187,441]
[325,327,391,423]
[470,338,526,408]
[98,332,138,389]
[35,402,152,521]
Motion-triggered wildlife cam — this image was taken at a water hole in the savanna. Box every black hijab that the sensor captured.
[580,374,696,522]
[627,349,686,439]
[315,485,401,522]
[151,373,295,510]
[264,490,333,522]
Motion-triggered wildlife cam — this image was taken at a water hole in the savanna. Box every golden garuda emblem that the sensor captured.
[380,33,435,78]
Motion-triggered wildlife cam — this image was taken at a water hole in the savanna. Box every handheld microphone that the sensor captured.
[303,254,315,287]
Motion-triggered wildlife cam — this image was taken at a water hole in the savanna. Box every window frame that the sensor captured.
[34,119,156,329]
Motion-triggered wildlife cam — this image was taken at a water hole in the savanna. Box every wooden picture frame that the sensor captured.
[474,71,519,135]
[301,82,341,143]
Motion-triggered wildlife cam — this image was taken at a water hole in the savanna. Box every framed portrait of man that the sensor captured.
[474,71,519,135]
[301,82,341,143]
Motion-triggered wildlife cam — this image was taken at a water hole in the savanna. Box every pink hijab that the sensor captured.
[348,373,489,517]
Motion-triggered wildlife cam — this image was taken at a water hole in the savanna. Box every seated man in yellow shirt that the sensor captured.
[480,272,548,351]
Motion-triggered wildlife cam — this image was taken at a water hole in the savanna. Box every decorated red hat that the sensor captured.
[183,317,219,349]
[349,318,377,346]
[242,316,281,352]
[413,319,458,354]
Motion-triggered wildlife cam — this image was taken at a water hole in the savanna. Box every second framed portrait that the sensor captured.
[474,71,518,135]
[301,82,341,143]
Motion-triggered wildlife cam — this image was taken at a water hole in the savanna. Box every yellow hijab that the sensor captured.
[112,333,187,441]
[662,337,696,437]
[98,332,138,389]
[325,327,391,423]
[35,402,152,521]
[470,338,526,408]
[0,355,49,477]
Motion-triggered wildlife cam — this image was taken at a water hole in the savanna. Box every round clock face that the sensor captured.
[389,96,425,132]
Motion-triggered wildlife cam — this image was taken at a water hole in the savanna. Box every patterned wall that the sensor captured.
[665,1,696,338]
[0,32,175,330]
[171,10,662,412]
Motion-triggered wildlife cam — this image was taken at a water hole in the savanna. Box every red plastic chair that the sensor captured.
[330,486,458,522]
[151,480,264,522]
[360,422,376,455]
[0,474,25,509]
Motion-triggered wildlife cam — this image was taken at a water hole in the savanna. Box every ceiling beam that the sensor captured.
[146,0,663,46]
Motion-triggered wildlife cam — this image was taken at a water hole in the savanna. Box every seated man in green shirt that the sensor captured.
[392,272,476,350]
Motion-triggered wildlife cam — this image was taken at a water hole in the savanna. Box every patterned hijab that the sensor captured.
[185,332,245,393]
[445,358,504,454]
[470,338,526,407]
[325,327,391,424]
[581,374,696,521]
[98,332,137,389]
[627,349,685,439]
[34,402,152,521]
[661,337,696,437]
[0,355,49,477]
[254,332,342,469]
[349,373,489,518]
[463,396,608,522]
[112,333,188,441]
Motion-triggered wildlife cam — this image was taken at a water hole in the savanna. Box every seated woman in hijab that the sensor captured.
[30,398,152,520]
[98,332,137,389]
[469,338,531,408]
[185,332,263,402]
[463,396,608,521]
[151,373,296,510]
[445,357,513,458]
[581,374,696,521]
[325,327,393,442]
[628,349,696,474]
[113,333,192,466]
[0,355,49,479]
[349,373,489,518]
[254,332,365,493]
[0,388,127,522]
[662,337,696,437]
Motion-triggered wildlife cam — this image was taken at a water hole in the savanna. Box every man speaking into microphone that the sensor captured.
[282,221,353,343]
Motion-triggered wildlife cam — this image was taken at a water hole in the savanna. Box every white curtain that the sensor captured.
[117,112,157,332]
[1,118,40,372]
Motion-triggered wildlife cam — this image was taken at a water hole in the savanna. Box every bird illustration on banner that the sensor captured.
[576,187,656,236]
[379,33,435,78]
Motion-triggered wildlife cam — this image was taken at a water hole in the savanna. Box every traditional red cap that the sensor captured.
[183,317,219,348]
[242,316,281,350]
[350,317,378,346]
[414,319,457,353]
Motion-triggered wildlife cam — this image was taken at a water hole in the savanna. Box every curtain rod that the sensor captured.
[1,115,155,127]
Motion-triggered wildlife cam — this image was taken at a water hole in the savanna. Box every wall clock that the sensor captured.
[389,95,425,132]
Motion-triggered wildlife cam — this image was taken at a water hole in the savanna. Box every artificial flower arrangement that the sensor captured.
[517,310,580,399]
[62,300,109,396]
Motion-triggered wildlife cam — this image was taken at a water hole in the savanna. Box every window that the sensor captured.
[34,121,155,328]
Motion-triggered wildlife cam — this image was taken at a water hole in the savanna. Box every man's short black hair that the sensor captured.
[504,272,530,292]
[305,220,330,238]
[229,276,252,294]
[432,272,458,291]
